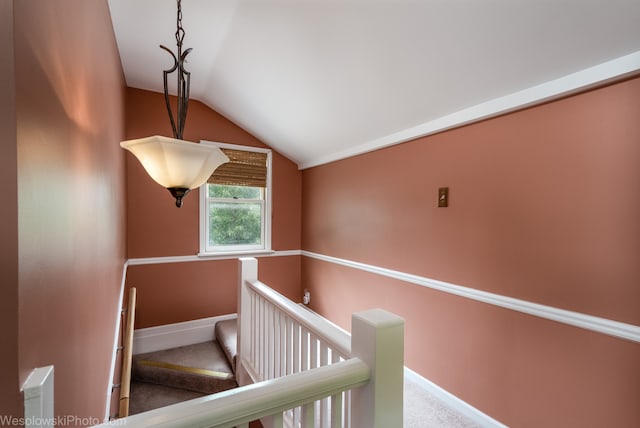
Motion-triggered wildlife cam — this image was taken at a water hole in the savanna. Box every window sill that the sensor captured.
[197,249,275,259]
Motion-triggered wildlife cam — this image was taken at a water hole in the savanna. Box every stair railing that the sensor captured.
[119,287,136,418]
[237,257,405,427]
[94,357,369,428]
[92,258,404,428]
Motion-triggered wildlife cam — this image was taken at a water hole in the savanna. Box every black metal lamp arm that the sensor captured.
[160,0,191,141]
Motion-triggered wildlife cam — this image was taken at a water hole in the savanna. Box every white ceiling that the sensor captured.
[108,0,640,169]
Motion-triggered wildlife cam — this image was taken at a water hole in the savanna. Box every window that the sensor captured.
[199,142,272,255]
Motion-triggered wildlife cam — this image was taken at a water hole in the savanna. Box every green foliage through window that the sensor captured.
[209,184,262,200]
[209,202,261,246]
[207,185,264,248]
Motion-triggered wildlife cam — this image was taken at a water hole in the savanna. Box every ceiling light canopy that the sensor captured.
[120,0,228,207]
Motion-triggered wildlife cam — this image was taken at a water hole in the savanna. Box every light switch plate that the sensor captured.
[438,187,449,207]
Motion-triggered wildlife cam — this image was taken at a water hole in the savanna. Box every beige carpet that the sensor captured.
[404,377,482,428]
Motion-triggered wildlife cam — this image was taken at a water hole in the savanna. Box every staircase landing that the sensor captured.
[129,319,238,415]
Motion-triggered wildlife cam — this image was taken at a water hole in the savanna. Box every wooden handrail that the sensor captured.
[119,287,137,418]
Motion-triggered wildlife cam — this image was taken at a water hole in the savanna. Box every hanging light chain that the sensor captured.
[175,0,185,49]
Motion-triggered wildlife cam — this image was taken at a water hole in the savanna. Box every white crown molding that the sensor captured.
[302,251,640,343]
[299,51,640,169]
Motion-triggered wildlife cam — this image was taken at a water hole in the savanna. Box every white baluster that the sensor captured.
[320,342,329,427]
[285,316,293,375]
[344,390,351,428]
[267,304,275,379]
[273,412,284,428]
[257,298,262,377]
[274,309,281,378]
[301,327,309,372]
[331,392,343,428]
[309,333,318,369]
[301,402,315,428]
[293,323,301,374]
[250,292,256,369]
[292,322,302,427]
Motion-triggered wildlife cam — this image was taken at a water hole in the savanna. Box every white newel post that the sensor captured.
[22,365,55,428]
[350,309,404,428]
[237,257,258,386]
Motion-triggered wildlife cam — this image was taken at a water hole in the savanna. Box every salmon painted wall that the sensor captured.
[15,0,126,421]
[0,0,22,417]
[301,77,640,427]
[125,88,302,328]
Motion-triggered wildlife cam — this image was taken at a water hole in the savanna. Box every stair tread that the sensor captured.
[129,381,206,415]
[135,341,234,373]
[133,341,237,395]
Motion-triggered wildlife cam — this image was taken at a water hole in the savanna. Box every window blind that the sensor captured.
[207,148,268,188]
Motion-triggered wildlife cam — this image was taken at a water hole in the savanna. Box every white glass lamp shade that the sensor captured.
[120,136,229,206]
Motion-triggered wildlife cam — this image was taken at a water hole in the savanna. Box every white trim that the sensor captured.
[22,366,55,428]
[104,261,128,421]
[123,249,640,343]
[127,249,301,266]
[404,367,508,428]
[200,141,273,155]
[299,51,640,169]
[251,249,301,258]
[132,313,237,355]
[302,251,640,343]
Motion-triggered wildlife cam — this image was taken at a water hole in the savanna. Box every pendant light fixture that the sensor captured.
[120,0,229,208]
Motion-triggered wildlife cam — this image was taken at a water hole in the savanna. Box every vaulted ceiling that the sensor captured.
[108,0,640,169]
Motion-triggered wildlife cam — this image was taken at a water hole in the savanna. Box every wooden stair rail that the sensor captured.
[119,287,137,418]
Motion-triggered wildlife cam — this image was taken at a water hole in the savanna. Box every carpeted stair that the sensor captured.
[128,318,238,415]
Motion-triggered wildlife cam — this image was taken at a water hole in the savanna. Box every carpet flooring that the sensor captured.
[404,376,481,428]
[129,381,205,416]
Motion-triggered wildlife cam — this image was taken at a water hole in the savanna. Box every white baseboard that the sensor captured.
[133,313,237,355]
[404,367,508,428]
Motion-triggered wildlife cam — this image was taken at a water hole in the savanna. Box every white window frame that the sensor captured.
[198,141,272,256]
